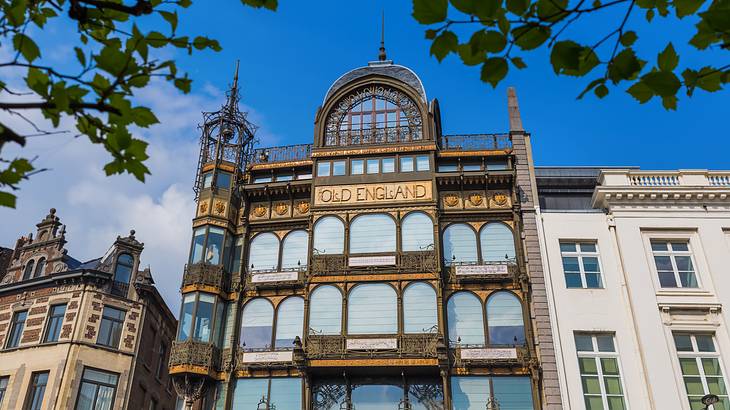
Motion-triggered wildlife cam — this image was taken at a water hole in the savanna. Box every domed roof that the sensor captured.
[323,62,427,105]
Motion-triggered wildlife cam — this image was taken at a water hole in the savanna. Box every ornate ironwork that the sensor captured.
[169,339,221,372]
[305,333,439,359]
[408,384,445,410]
[440,134,512,151]
[252,143,312,164]
[311,254,347,275]
[181,263,231,292]
[311,251,437,276]
[400,250,438,273]
[325,85,424,146]
[110,280,129,297]
[312,383,347,410]
[172,374,208,410]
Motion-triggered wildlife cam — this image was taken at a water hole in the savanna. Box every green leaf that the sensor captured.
[425,29,438,39]
[74,47,86,67]
[537,0,569,22]
[147,31,168,48]
[507,0,531,15]
[512,25,551,50]
[430,30,458,62]
[94,46,127,76]
[131,107,159,127]
[12,33,40,62]
[510,56,527,69]
[620,31,638,47]
[481,57,508,87]
[608,48,643,83]
[159,10,178,32]
[643,71,681,97]
[241,0,278,10]
[458,44,485,66]
[657,43,679,71]
[578,78,606,99]
[413,0,448,24]
[674,0,706,17]
[627,81,654,103]
[646,8,655,21]
[695,66,724,92]
[482,30,507,52]
[550,41,599,76]
[594,84,609,98]
[26,68,49,96]
[0,192,16,208]
[193,36,222,51]
[690,20,715,49]
[450,0,474,13]
[661,95,678,110]
[474,0,502,20]
[174,77,192,93]
[700,5,730,32]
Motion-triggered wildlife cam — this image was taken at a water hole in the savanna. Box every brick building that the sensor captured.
[0,208,177,409]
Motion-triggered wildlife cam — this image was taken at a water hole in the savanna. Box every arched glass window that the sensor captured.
[480,223,516,262]
[402,212,434,251]
[23,260,35,280]
[274,297,304,349]
[241,299,274,350]
[313,216,344,255]
[403,282,438,333]
[309,285,342,335]
[447,292,484,346]
[348,284,397,334]
[248,233,280,272]
[177,292,220,344]
[443,224,478,265]
[350,214,396,254]
[281,230,309,270]
[487,292,525,345]
[34,258,46,278]
[113,253,133,283]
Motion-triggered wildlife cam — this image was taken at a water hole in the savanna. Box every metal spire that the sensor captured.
[226,60,240,111]
[378,10,387,61]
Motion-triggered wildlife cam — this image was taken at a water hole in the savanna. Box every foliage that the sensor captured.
[413,0,729,108]
[0,0,277,208]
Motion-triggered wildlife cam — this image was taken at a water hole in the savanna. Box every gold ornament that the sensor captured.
[493,193,509,206]
[468,192,484,206]
[214,201,226,215]
[296,201,310,214]
[253,204,267,217]
[444,194,459,207]
[199,202,208,215]
[275,203,288,216]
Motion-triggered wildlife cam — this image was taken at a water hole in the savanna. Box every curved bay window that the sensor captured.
[443,224,478,265]
[313,217,344,255]
[347,284,397,334]
[401,212,435,251]
[178,292,225,346]
[480,222,516,262]
[190,226,234,268]
[487,291,526,345]
[324,85,423,147]
[274,297,304,349]
[447,292,484,346]
[403,282,438,333]
[309,285,342,335]
[248,232,279,272]
[240,298,274,350]
[349,214,396,254]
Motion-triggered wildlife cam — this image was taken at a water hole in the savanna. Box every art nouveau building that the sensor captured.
[169,55,562,409]
[536,168,730,410]
[0,209,177,410]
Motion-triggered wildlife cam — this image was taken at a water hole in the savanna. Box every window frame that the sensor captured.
[673,333,730,409]
[176,292,224,346]
[574,333,628,410]
[559,241,604,289]
[0,375,8,407]
[240,297,275,351]
[349,213,397,254]
[650,239,700,289]
[96,306,126,349]
[313,216,345,255]
[74,367,119,410]
[273,296,305,350]
[24,370,49,410]
[43,303,67,343]
[22,260,35,280]
[33,258,46,278]
[6,310,28,349]
[188,225,234,267]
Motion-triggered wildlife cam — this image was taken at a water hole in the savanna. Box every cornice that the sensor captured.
[592,186,730,209]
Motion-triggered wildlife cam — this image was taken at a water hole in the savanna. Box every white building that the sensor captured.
[536,168,730,410]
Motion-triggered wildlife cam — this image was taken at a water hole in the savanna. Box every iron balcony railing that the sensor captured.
[110,281,129,297]
[252,143,312,165]
[305,333,440,359]
[181,263,232,293]
[310,250,439,276]
[440,133,512,151]
[324,125,424,147]
[169,340,221,373]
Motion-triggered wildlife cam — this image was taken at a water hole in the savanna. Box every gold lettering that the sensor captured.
[321,189,332,203]
[416,184,427,198]
[315,182,431,206]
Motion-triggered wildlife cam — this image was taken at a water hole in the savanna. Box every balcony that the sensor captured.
[305,333,440,360]
[311,251,439,276]
[324,125,424,147]
[450,344,529,367]
[181,263,231,293]
[245,267,306,290]
[109,281,129,297]
[252,143,313,166]
[169,340,221,374]
[447,261,520,284]
[439,134,512,151]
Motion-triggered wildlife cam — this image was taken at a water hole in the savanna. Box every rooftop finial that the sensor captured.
[378,10,387,61]
[232,59,239,93]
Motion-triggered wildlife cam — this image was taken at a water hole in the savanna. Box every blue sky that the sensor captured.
[0,1,727,313]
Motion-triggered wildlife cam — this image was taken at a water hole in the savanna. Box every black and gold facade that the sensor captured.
[169,60,560,410]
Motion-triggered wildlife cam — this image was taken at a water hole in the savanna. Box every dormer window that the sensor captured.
[113,253,134,284]
[34,258,46,278]
[22,260,35,281]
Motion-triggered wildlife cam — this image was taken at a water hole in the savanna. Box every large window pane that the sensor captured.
[309,286,342,335]
[205,227,225,265]
[281,230,309,270]
[75,368,118,410]
[241,299,274,350]
[350,214,396,253]
[447,292,484,346]
[44,304,66,343]
[178,294,195,341]
[275,297,304,349]
[193,293,215,343]
[232,378,269,409]
[443,224,478,265]
[269,378,302,410]
[249,232,280,271]
[487,292,525,345]
[451,377,491,410]
[351,384,402,410]
[313,217,344,255]
[97,306,125,348]
[7,310,27,348]
[403,282,438,333]
[493,377,534,410]
[113,253,133,284]
[402,212,434,251]
[480,223,516,262]
[190,227,205,264]
[348,284,397,334]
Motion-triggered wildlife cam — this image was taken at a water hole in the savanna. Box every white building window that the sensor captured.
[575,333,627,410]
[560,242,603,289]
[674,333,729,409]
[651,240,698,288]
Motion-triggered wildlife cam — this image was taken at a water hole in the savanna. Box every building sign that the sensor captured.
[460,348,517,360]
[251,271,299,283]
[315,181,432,206]
[455,264,509,276]
[349,255,396,267]
[241,351,293,363]
[346,338,398,350]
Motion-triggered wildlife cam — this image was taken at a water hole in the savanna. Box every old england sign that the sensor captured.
[314,181,433,206]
